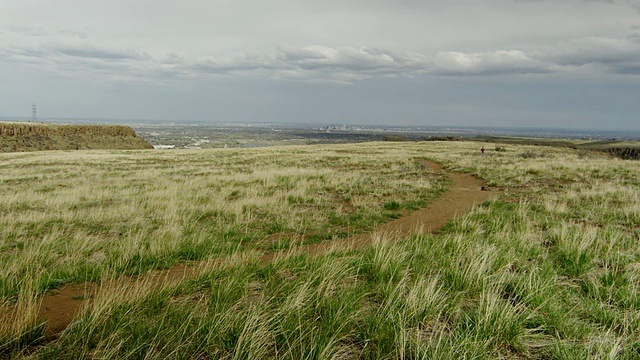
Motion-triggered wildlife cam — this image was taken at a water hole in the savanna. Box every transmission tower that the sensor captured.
[32,103,37,122]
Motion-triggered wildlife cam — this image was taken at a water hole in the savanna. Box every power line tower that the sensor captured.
[32,103,38,122]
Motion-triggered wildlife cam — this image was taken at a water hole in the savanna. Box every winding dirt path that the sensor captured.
[35,159,494,339]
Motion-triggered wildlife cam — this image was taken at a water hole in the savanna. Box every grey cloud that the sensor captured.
[6,25,50,37]
[181,45,553,80]
[276,45,430,75]
[57,47,151,61]
[162,53,183,65]
[517,0,635,4]
[268,39,640,78]
[3,35,640,87]
[583,0,640,10]
[550,36,640,74]
[0,46,55,69]
[610,63,640,74]
[4,25,89,39]
[174,45,432,83]
[432,50,552,76]
[582,0,638,3]
[60,30,89,39]
[296,0,461,12]
[0,41,168,86]
[191,53,278,74]
[515,0,640,10]
[2,46,49,59]
[0,27,154,82]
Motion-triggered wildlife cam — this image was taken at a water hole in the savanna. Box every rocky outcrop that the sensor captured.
[0,122,154,152]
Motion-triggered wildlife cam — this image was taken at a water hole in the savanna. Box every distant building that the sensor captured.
[153,144,176,149]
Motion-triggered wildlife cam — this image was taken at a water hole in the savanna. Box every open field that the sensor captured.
[475,136,640,160]
[1,141,639,358]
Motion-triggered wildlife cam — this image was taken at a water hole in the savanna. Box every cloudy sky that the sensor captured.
[1,0,639,130]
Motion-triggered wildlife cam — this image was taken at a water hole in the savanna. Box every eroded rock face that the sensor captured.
[0,122,154,152]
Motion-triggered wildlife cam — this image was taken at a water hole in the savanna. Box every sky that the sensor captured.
[1,0,639,130]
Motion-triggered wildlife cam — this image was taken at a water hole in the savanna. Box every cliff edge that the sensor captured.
[0,121,154,152]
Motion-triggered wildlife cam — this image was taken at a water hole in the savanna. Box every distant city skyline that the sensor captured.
[1,0,639,130]
[4,115,640,141]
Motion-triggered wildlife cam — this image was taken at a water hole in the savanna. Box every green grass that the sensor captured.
[1,140,640,358]
[0,145,442,301]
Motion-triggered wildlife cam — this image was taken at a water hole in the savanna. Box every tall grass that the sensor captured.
[0,278,42,355]
[2,141,640,358]
[0,145,442,300]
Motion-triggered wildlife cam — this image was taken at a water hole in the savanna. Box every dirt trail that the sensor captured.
[35,160,494,338]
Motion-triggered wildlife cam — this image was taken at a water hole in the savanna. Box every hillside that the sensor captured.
[0,121,153,152]
[1,142,639,358]
[473,135,640,159]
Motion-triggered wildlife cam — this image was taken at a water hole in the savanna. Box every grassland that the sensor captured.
[1,141,639,359]
[475,135,640,160]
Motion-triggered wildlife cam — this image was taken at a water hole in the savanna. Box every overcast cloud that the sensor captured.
[1,0,639,130]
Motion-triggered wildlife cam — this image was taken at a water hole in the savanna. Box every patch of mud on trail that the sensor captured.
[28,159,495,339]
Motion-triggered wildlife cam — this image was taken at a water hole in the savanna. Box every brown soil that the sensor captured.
[34,159,494,339]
